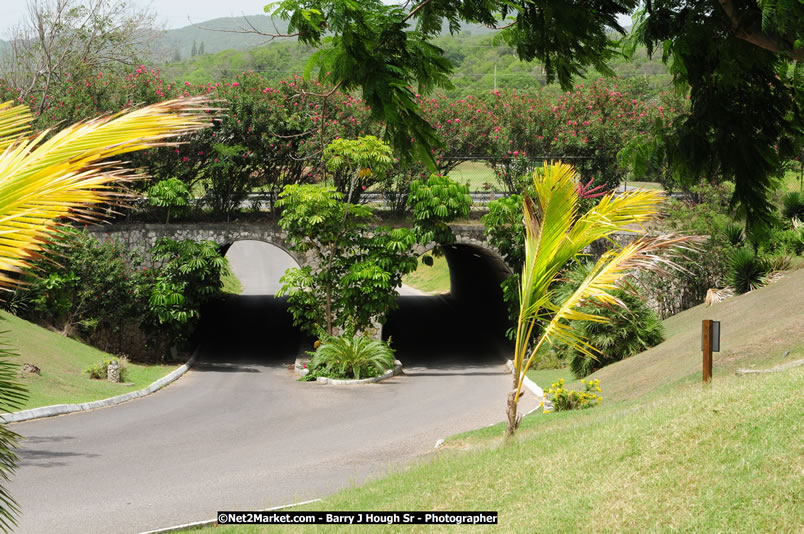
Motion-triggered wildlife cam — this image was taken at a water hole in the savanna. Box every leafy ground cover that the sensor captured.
[2,311,177,410]
[221,267,243,295]
[189,267,803,534]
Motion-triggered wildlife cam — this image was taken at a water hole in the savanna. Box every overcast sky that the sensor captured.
[0,0,268,35]
[1,1,632,37]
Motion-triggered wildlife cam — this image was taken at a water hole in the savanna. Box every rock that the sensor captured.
[21,363,41,376]
[107,360,120,383]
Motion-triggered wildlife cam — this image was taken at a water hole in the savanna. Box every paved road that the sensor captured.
[9,241,528,534]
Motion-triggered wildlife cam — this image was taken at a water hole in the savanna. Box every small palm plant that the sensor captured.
[309,335,395,380]
[507,162,692,437]
[0,97,210,530]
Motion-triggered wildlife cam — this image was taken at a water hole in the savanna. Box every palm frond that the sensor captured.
[0,103,32,153]
[0,98,212,290]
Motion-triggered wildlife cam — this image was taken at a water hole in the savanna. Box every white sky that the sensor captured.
[1,1,633,37]
[0,0,268,35]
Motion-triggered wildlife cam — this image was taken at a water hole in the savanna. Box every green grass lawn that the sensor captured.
[402,254,451,294]
[1,311,178,411]
[221,266,243,295]
[189,267,804,534]
[447,161,497,191]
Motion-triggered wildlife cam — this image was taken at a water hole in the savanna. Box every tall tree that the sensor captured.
[630,0,803,232]
[251,0,801,228]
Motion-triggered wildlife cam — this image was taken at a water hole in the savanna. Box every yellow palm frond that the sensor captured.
[0,102,32,153]
[0,97,212,289]
[509,162,697,424]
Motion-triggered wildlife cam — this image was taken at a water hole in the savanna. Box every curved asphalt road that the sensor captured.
[9,241,531,534]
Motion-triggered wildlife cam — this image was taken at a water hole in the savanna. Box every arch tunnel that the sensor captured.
[196,240,513,368]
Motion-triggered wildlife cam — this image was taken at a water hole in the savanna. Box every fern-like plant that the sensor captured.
[553,262,665,378]
[728,248,770,294]
[722,223,745,246]
[781,192,804,222]
[308,335,395,380]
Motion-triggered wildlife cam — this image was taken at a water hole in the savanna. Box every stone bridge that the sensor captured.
[87,221,513,305]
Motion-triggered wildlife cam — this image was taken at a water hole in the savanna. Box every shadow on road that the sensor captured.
[18,436,101,468]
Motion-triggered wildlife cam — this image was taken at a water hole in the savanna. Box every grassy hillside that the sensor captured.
[1,311,177,411]
[402,255,451,294]
[192,268,804,534]
[590,268,804,403]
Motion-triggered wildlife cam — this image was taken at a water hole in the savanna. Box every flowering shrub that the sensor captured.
[545,378,602,413]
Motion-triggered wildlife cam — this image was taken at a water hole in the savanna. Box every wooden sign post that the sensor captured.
[701,320,720,382]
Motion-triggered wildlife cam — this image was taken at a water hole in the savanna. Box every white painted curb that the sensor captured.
[139,498,322,534]
[1,354,197,424]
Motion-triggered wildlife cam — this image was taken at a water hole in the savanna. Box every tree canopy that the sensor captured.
[261,0,802,228]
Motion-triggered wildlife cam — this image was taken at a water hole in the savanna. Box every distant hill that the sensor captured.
[154,15,292,63]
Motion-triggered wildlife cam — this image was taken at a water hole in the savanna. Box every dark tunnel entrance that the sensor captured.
[383,243,513,368]
[196,240,304,368]
[197,240,514,370]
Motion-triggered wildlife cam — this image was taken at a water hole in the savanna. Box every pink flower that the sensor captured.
[185,81,191,86]
[231,82,239,87]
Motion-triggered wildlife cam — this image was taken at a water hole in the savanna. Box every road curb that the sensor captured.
[1,354,197,424]
[139,498,322,534]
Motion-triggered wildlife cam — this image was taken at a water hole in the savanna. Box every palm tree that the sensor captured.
[0,97,210,530]
[507,162,691,437]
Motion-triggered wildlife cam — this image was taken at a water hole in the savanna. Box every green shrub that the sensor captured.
[553,262,666,378]
[304,336,395,380]
[85,358,128,381]
[545,378,602,413]
[723,223,745,246]
[728,248,771,294]
[761,226,804,256]
[781,191,804,221]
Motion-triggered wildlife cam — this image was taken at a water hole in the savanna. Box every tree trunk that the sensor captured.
[505,389,521,438]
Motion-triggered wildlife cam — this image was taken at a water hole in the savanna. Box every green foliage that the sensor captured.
[148,178,191,223]
[303,335,395,380]
[761,226,804,256]
[723,223,745,247]
[266,0,637,166]
[781,191,804,222]
[146,239,228,341]
[633,1,804,232]
[0,331,27,532]
[11,229,146,346]
[553,262,665,378]
[544,378,602,413]
[276,184,418,336]
[728,248,771,294]
[324,136,393,202]
[408,174,472,246]
[84,358,129,382]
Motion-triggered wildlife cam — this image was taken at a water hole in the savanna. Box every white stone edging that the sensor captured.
[1,354,197,424]
[294,358,403,385]
[138,498,322,534]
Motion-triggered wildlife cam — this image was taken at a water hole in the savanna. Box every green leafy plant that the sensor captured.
[508,161,688,437]
[277,183,418,337]
[728,248,771,294]
[781,191,804,222]
[146,238,229,344]
[408,174,472,247]
[148,177,191,223]
[544,378,602,413]
[553,262,665,379]
[304,335,395,380]
[723,223,745,247]
[84,358,129,382]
